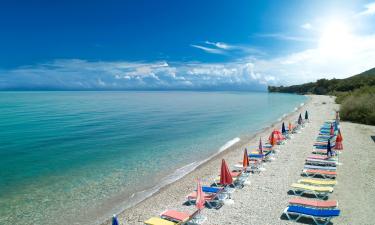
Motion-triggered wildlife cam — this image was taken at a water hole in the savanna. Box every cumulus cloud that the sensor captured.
[0,59,268,90]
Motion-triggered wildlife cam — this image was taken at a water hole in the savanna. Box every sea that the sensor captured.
[0,91,306,224]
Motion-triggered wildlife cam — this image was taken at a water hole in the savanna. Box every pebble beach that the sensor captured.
[103,95,375,225]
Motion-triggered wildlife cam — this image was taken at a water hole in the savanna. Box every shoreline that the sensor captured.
[100,95,311,225]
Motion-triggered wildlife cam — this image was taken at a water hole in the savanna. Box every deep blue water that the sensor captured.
[0,91,306,224]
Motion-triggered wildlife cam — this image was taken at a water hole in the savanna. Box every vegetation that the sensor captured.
[268,67,375,125]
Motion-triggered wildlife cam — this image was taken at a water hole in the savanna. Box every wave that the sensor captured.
[104,137,241,223]
[218,137,241,153]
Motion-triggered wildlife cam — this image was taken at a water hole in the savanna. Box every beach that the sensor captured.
[102,94,375,225]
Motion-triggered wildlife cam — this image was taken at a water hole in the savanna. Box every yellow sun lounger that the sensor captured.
[144,217,176,225]
[290,183,333,199]
[298,178,337,187]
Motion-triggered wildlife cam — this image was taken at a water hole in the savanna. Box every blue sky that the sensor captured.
[1,0,375,90]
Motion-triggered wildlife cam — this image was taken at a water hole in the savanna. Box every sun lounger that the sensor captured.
[312,149,337,155]
[144,217,177,225]
[298,178,337,186]
[288,198,338,209]
[307,155,337,161]
[305,158,338,167]
[283,205,340,225]
[160,210,190,223]
[202,186,222,193]
[301,169,337,179]
[234,159,264,173]
[304,165,336,171]
[160,210,206,224]
[233,163,261,173]
[213,176,244,188]
[186,191,225,209]
[290,183,333,199]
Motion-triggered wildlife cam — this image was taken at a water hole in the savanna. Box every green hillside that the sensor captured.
[268,67,375,95]
[268,67,375,125]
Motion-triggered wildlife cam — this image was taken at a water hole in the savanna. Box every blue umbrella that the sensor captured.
[281,122,286,134]
[326,139,332,157]
[112,214,119,225]
[305,110,309,120]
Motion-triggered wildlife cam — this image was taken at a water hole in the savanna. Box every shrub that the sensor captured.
[340,90,375,125]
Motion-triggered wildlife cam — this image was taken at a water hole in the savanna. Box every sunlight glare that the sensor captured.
[318,20,353,56]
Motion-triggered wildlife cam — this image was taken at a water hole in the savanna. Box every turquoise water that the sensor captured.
[0,91,306,224]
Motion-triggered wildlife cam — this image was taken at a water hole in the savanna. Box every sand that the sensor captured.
[102,95,375,225]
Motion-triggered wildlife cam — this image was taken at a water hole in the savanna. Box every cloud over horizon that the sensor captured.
[0,59,269,91]
[2,28,375,91]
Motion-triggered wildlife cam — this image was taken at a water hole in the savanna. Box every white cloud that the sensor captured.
[190,44,225,54]
[0,59,268,90]
[205,41,231,49]
[357,2,375,16]
[254,33,315,42]
[301,23,313,30]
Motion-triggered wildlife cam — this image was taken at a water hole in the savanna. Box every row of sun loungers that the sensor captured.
[142,113,315,225]
[282,119,342,225]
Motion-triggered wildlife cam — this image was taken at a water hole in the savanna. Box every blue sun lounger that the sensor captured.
[202,186,221,193]
[283,205,340,225]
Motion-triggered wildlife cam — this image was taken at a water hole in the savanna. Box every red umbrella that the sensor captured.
[334,130,343,150]
[330,123,334,136]
[220,159,233,185]
[243,148,249,169]
[195,179,205,210]
[274,130,284,141]
[269,132,276,146]
[269,130,284,144]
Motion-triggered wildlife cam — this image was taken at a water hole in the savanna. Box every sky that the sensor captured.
[1,0,375,90]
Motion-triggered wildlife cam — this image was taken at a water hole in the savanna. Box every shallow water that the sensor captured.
[0,91,306,224]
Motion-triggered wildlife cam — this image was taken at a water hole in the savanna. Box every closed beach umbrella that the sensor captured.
[258,138,263,155]
[326,139,332,157]
[298,114,302,125]
[281,122,286,134]
[196,179,205,210]
[305,110,309,120]
[330,123,334,136]
[334,130,343,150]
[112,215,119,225]
[243,148,249,169]
[220,159,233,185]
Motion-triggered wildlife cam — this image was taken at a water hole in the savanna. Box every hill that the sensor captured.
[268,67,375,95]
[268,67,375,125]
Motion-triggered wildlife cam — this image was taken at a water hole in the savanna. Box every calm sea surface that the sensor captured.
[0,91,306,224]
